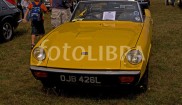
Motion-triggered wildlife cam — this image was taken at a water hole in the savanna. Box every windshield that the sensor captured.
[71,1,142,22]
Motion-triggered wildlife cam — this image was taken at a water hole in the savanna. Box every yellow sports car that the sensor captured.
[30,0,152,91]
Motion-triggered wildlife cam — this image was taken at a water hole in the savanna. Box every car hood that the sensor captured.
[43,21,143,69]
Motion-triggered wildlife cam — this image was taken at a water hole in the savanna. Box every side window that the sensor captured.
[1,0,8,11]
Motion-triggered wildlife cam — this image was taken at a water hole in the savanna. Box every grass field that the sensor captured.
[1,0,182,104]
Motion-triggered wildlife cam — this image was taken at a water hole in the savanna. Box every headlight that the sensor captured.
[33,47,46,61]
[126,50,142,64]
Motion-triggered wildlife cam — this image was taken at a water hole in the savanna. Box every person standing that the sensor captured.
[165,0,176,6]
[21,0,31,21]
[70,0,78,13]
[23,0,47,49]
[171,0,175,6]
[17,0,24,18]
[50,0,72,28]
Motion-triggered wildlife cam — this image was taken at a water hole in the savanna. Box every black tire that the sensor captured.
[165,0,169,5]
[41,80,54,88]
[136,63,149,92]
[0,21,14,42]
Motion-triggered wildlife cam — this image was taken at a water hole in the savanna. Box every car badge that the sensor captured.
[81,52,88,55]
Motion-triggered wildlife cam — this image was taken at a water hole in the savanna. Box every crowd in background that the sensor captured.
[5,0,76,49]
[6,0,77,22]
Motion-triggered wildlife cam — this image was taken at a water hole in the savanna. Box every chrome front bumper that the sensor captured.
[30,66,140,75]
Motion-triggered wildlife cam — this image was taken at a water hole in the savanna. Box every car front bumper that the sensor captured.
[30,66,141,87]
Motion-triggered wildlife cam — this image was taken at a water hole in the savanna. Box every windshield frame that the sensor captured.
[70,0,143,22]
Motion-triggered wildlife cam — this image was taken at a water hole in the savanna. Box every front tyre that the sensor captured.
[0,21,14,42]
[41,80,54,88]
[136,63,149,92]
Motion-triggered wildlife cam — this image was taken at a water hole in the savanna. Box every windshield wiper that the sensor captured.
[72,9,87,22]
[71,18,84,22]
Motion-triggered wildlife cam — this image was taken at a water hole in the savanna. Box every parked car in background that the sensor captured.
[0,0,21,42]
[30,0,152,92]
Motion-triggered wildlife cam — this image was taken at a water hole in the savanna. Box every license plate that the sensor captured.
[60,75,101,84]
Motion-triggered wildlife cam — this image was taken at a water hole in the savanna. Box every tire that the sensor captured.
[165,0,169,5]
[136,63,149,92]
[0,21,14,42]
[41,80,54,88]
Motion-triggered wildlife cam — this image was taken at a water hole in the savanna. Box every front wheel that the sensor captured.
[0,21,14,42]
[41,80,55,89]
[136,63,149,92]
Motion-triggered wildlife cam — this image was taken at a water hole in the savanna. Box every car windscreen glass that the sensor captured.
[71,1,142,22]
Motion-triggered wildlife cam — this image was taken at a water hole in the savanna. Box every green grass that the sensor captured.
[0,0,182,104]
